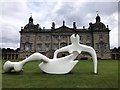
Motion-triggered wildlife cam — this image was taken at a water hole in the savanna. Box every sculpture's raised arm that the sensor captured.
[54,45,72,59]
[54,34,79,58]
[81,45,97,74]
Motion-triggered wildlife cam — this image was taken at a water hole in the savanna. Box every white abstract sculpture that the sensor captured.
[3,34,97,74]
[54,34,97,74]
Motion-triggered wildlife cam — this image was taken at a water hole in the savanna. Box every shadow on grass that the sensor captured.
[2,71,23,75]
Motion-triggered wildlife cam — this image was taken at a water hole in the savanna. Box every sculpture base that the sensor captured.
[39,60,79,74]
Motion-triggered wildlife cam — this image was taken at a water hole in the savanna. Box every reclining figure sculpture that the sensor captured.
[3,34,97,74]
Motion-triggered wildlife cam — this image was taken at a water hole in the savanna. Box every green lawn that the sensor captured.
[1,60,118,88]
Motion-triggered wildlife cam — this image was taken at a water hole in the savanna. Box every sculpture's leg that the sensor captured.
[3,52,50,72]
[3,61,14,72]
[22,52,50,64]
[81,45,97,74]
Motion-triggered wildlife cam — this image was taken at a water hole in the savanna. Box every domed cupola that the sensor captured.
[24,15,35,30]
[88,13,107,31]
[94,13,106,30]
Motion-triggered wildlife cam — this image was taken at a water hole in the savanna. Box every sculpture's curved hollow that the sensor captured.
[39,51,79,74]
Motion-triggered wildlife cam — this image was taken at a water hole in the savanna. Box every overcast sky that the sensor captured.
[0,0,119,49]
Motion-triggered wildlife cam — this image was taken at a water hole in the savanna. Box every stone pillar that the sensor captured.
[115,54,116,60]
[14,54,16,59]
[2,54,4,59]
[16,54,18,59]
[58,35,60,49]
[13,54,14,59]
[52,35,54,50]
[11,54,13,59]
[7,54,8,60]
[67,35,69,45]
[10,54,11,60]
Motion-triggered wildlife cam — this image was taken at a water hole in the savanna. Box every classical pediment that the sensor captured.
[52,25,74,33]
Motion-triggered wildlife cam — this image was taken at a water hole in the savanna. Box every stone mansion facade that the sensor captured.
[19,14,111,59]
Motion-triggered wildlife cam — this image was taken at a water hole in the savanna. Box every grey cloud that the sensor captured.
[49,2,118,28]
[82,2,118,15]
[56,2,117,17]
[48,2,85,27]
[1,25,20,44]
[1,42,19,49]
[0,1,118,49]
[2,37,19,44]
[118,2,120,29]
[55,2,75,16]
[1,2,29,22]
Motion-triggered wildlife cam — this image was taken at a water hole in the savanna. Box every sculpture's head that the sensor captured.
[70,34,80,44]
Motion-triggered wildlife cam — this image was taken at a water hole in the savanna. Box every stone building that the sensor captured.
[19,14,111,59]
[1,48,19,60]
[111,47,120,60]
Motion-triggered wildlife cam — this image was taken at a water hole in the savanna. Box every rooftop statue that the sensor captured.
[3,34,97,74]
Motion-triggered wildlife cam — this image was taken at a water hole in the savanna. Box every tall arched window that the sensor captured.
[24,42,31,51]
[99,41,105,50]
[99,34,103,41]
